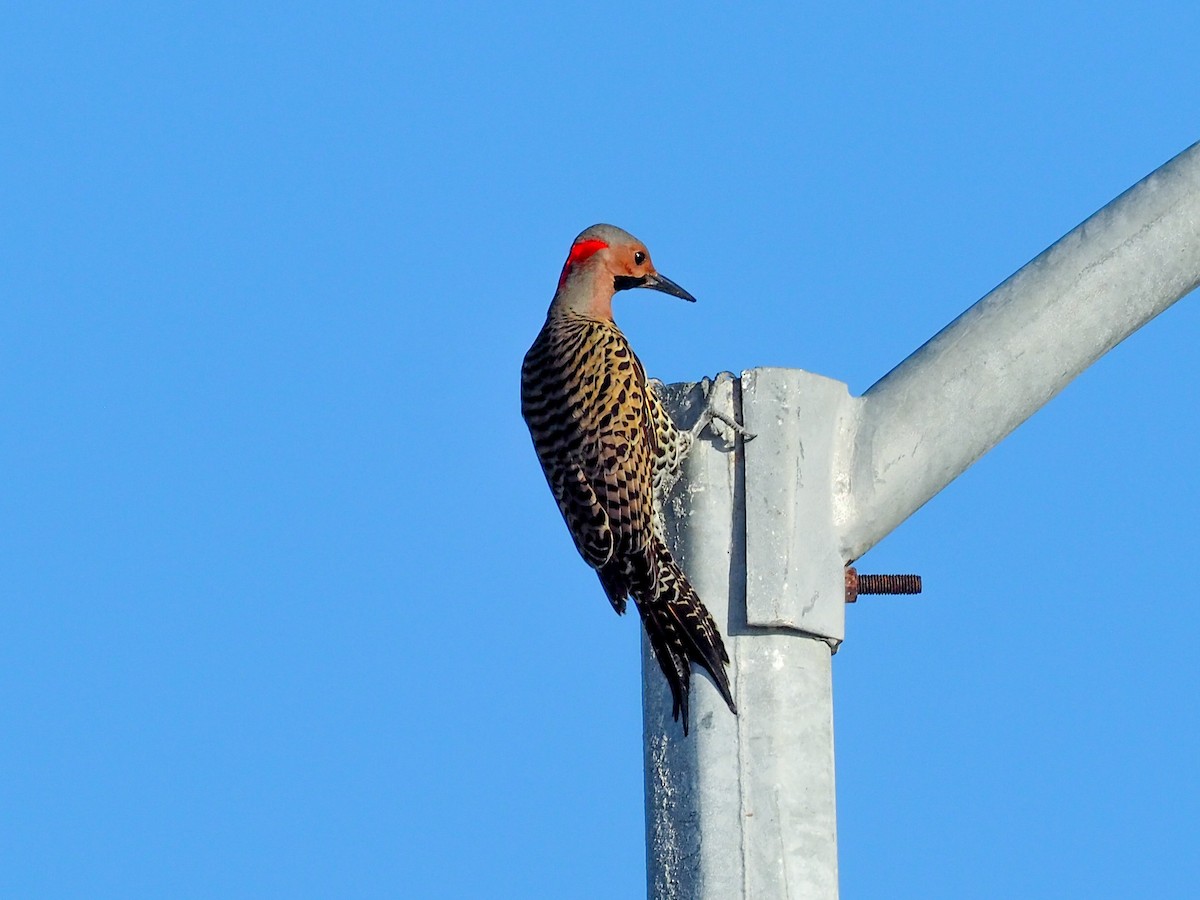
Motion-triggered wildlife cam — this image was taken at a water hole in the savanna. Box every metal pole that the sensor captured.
[840,140,1200,561]
[645,372,848,900]
[644,140,1200,899]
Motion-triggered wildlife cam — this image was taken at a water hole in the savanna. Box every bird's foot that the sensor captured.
[693,376,755,445]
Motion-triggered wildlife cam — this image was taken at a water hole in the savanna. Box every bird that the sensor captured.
[521,223,742,733]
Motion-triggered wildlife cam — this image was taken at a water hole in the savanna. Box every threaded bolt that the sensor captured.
[858,574,922,594]
[845,567,922,603]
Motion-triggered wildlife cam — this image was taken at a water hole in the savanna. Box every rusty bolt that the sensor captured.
[845,567,922,603]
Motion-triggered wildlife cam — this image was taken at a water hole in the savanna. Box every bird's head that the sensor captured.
[552,224,695,319]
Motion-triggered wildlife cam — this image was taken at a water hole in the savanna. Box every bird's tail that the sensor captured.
[636,541,736,734]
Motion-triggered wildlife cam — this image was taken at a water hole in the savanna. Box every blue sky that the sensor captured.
[4,3,1199,897]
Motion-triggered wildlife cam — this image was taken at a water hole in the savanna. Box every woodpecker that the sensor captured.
[521,223,739,733]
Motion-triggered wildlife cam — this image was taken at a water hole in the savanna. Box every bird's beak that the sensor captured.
[640,271,697,303]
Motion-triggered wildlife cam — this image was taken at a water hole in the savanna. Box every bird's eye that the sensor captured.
[634,251,646,266]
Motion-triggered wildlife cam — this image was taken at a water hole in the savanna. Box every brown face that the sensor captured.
[609,242,696,303]
[607,243,656,280]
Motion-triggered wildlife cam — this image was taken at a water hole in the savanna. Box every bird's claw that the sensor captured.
[693,375,756,445]
[710,408,756,443]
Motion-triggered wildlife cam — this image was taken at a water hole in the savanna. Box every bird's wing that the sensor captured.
[547,460,615,569]
[585,341,657,559]
[523,320,656,578]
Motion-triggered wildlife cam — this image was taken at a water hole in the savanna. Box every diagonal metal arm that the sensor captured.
[837,141,1200,562]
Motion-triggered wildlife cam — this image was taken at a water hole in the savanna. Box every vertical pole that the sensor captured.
[644,371,851,900]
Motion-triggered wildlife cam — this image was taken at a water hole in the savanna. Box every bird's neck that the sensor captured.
[549,272,615,321]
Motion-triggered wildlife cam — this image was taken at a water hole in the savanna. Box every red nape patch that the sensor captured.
[557,239,609,287]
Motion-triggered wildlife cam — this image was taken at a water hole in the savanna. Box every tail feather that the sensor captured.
[636,544,736,734]
[597,565,628,615]
[638,601,693,725]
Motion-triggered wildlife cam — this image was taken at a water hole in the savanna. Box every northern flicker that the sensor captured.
[521,223,740,733]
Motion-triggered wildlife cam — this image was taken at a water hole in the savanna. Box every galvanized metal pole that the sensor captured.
[841,140,1200,560]
[644,140,1200,899]
[645,371,850,900]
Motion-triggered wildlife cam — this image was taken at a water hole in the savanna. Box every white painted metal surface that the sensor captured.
[644,140,1200,899]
